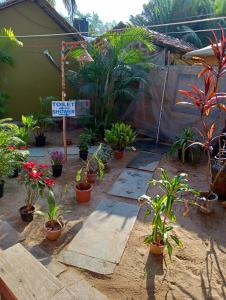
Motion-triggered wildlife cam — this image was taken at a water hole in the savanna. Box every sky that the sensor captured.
[55,0,148,23]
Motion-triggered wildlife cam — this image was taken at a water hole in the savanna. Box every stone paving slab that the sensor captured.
[134,140,170,154]
[108,168,152,200]
[48,146,98,155]
[29,147,48,157]
[127,151,160,172]
[0,220,24,250]
[61,199,139,275]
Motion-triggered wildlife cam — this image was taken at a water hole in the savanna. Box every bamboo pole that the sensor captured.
[61,41,67,160]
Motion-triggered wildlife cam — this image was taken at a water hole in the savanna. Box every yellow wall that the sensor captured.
[0,1,75,119]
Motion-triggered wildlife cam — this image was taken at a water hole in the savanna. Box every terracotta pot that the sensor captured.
[66,139,73,146]
[44,220,63,241]
[114,150,124,160]
[212,160,226,199]
[19,205,35,222]
[149,242,165,255]
[75,183,93,203]
[196,192,218,214]
[19,145,28,150]
[87,172,97,184]
[221,201,226,208]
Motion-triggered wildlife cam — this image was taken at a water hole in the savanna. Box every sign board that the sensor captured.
[52,101,76,117]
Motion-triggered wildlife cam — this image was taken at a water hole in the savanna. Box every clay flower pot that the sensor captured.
[19,205,35,222]
[149,242,165,255]
[87,172,97,184]
[221,201,226,208]
[44,220,63,241]
[114,150,124,160]
[75,183,93,203]
[196,192,218,214]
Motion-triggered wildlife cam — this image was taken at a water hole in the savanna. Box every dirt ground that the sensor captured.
[1,131,225,300]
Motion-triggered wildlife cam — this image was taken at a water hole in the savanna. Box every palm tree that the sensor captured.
[130,0,225,47]
[71,27,154,130]
[62,0,77,24]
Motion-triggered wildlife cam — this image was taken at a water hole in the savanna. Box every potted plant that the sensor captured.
[104,122,136,159]
[140,169,198,257]
[96,143,112,171]
[178,28,226,213]
[17,161,54,222]
[75,149,104,202]
[170,128,201,163]
[78,132,91,160]
[36,190,64,241]
[17,115,37,147]
[0,148,15,198]
[33,114,53,147]
[50,151,64,178]
[8,146,29,178]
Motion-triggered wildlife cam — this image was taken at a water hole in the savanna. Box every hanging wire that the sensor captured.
[0,15,225,39]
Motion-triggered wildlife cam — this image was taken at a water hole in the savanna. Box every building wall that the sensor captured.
[0,1,75,119]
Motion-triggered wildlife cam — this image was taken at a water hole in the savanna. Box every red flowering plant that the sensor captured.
[17,161,55,211]
[178,28,226,196]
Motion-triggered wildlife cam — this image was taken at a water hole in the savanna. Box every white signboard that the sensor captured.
[52,101,76,117]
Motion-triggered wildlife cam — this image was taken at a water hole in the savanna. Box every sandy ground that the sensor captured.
[0,133,225,300]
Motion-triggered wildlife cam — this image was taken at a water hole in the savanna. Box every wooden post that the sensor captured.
[61,41,67,160]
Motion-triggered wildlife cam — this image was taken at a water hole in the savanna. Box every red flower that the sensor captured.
[23,161,36,170]
[7,145,16,150]
[29,171,42,179]
[39,164,49,169]
[44,178,55,187]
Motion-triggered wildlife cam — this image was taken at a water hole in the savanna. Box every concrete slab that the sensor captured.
[108,168,152,200]
[127,151,160,172]
[61,199,139,275]
[29,147,47,157]
[0,220,24,250]
[61,251,116,275]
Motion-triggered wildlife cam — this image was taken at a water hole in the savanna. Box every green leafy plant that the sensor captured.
[170,128,197,163]
[36,190,62,227]
[17,115,37,145]
[95,143,112,163]
[104,122,136,151]
[78,132,92,152]
[140,168,199,259]
[76,145,104,182]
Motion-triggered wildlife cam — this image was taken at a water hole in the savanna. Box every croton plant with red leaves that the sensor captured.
[178,28,226,192]
[17,161,55,209]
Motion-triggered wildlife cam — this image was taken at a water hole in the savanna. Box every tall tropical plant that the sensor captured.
[178,28,226,195]
[72,26,154,129]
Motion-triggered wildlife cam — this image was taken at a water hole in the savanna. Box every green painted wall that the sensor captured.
[0,1,74,120]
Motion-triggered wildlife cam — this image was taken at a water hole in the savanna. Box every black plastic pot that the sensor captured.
[8,168,19,178]
[0,180,5,198]
[19,205,35,222]
[212,162,226,200]
[52,164,63,178]
[35,135,46,147]
[79,150,88,161]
